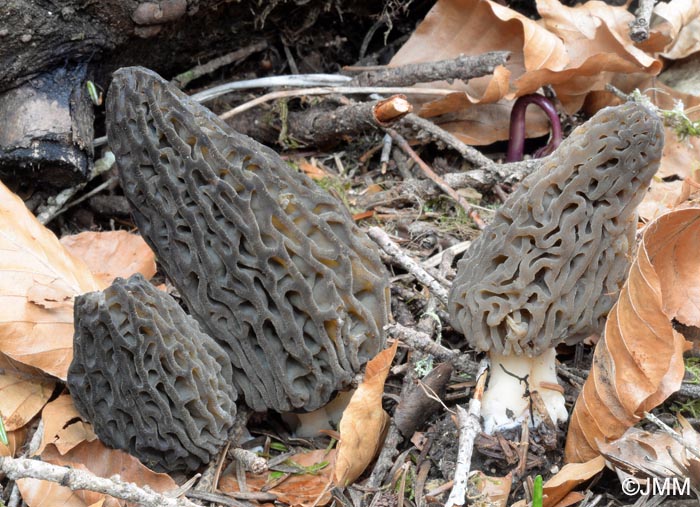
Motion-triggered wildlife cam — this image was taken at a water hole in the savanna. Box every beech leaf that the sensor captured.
[0,181,100,378]
[60,230,157,287]
[565,208,699,462]
[333,339,398,486]
[390,0,667,145]
[541,456,605,507]
[220,449,336,507]
[17,440,176,507]
[0,373,54,432]
[37,394,97,456]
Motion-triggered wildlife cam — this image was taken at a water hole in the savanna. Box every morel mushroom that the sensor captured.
[67,274,237,473]
[448,102,664,433]
[106,67,389,413]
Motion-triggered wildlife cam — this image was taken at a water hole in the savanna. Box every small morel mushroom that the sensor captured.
[448,102,664,433]
[67,274,237,473]
[106,67,390,413]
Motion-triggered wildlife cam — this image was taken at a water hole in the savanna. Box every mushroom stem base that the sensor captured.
[481,348,567,433]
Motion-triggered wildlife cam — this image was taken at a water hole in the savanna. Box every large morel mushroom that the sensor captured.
[67,274,237,473]
[105,67,390,413]
[448,102,664,433]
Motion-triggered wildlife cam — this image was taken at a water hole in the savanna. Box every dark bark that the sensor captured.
[0,0,404,186]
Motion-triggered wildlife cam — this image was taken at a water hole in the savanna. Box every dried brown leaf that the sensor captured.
[37,394,97,456]
[0,181,100,378]
[296,159,330,181]
[654,0,700,59]
[0,373,54,431]
[60,230,157,287]
[542,456,605,507]
[390,0,664,144]
[565,208,700,462]
[0,429,27,458]
[17,440,177,507]
[333,340,398,486]
[219,449,336,507]
[470,471,511,507]
[599,419,700,489]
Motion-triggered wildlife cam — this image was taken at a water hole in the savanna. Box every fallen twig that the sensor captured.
[288,95,412,145]
[386,129,485,229]
[629,0,656,42]
[401,112,494,168]
[386,322,480,376]
[230,448,268,474]
[172,41,268,89]
[220,85,456,119]
[36,151,116,224]
[349,52,510,87]
[0,455,199,507]
[367,227,449,304]
[446,360,488,507]
[644,411,700,461]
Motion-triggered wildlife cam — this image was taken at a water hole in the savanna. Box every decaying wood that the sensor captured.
[287,95,412,146]
[446,361,487,507]
[629,0,656,42]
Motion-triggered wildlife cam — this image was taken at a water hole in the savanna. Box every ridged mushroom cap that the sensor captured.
[448,102,664,356]
[106,67,390,412]
[67,274,237,473]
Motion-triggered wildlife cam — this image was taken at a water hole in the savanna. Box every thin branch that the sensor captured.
[349,52,510,88]
[219,86,455,120]
[287,95,412,145]
[644,412,700,461]
[386,322,480,376]
[230,448,268,474]
[629,0,656,43]
[367,227,449,305]
[0,456,200,507]
[172,41,268,89]
[400,113,494,168]
[386,129,485,229]
[36,151,116,224]
[190,74,353,103]
[446,360,488,507]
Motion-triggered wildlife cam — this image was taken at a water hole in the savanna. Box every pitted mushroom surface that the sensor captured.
[67,274,237,473]
[106,67,390,413]
[448,102,664,432]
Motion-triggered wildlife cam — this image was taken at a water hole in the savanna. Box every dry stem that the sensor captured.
[367,227,449,305]
[629,0,656,42]
[349,52,510,88]
[446,360,488,507]
[0,456,199,507]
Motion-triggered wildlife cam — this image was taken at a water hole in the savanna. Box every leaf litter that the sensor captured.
[2,0,700,505]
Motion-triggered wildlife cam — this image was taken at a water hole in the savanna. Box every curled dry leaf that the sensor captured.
[540,456,605,507]
[333,339,398,486]
[17,439,177,507]
[37,394,97,456]
[0,428,27,458]
[0,181,100,379]
[0,373,54,432]
[565,208,700,462]
[220,449,337,507]
[598,423,700,488]
[390,0,669,144]
[60,230,157,288]
[653,0,700,59]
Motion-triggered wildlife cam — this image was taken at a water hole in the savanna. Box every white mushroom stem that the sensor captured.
[481,348,568,434]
